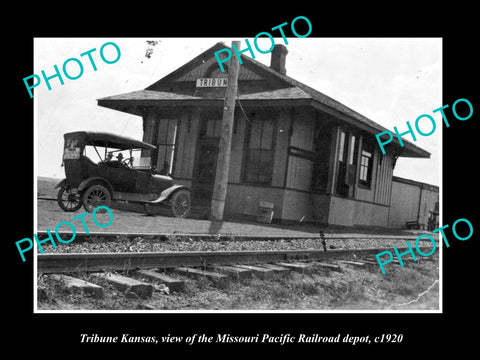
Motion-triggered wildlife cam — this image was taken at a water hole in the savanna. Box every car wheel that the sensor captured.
[82,184,111,213]
[57,186,82,212]
[170,190,191,218]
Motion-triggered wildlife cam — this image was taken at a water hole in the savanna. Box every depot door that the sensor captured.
[191,114,222,206]
[192,140,218,205]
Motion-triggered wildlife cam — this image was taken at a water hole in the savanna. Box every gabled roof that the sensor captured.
[98,42,430,158]
[98,87,312,102]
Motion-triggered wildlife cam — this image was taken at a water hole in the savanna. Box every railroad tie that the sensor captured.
[313,262,342,272]
[90,272,153,299]
[276,262,313,272]
[208,265,253,281]
[50,274,104,299]
[256,263,291,274]
[137,269,185,292]
[234,264,276,280]
[173,267,229,287]
[337,260,367,267]
[356,259,378,266]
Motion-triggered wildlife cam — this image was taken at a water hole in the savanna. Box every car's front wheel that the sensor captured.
[170,189,191,218]
[57,186,82,212]
[82,184,112,212]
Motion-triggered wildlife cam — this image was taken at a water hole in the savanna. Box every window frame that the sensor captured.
[155,118,178,176]
[242,113,276,186]
[359,144,374,188]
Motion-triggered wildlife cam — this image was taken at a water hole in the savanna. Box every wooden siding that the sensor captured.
[176,56,263,81]
[142,113,156,144]
[289,108,315,151]
[141,105,423,228]
[224,183,285,219]
[229,112,247,183]
[312,193,331,224]
[286,157,314,192]
[282,189,315,222]
[328,195,389,227]
[388,178,439,229]
[271,109,290,187]
[285,108,315,191]
[356,147,393,206]
[374,151,393,206]
[173,110,198,179]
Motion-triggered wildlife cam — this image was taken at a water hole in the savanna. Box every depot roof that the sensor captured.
[98,42,430,158]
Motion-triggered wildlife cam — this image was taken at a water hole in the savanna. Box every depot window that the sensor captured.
[359,144,373,188]
[156,119,177,175]
[244,116,275,185]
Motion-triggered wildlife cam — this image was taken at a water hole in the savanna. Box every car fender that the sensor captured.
[55,179,67,189]
[78,177,114,195]
[148,185,191,204]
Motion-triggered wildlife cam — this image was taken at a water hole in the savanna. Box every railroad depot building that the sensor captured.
[98,42,438,228]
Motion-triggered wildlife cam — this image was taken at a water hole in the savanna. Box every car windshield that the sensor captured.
[83,145,153,170]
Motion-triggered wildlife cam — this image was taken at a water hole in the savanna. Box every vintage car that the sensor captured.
[56,131,191,218]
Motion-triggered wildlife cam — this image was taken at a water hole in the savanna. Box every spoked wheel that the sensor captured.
[82,184,111,212]
[170,190,191,218]
[57,186,82,212]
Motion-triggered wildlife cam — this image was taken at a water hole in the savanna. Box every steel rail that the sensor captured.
[37,246,435,274]
[36,231,438,242]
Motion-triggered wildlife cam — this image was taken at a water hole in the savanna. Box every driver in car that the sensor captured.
[116,152,134,167]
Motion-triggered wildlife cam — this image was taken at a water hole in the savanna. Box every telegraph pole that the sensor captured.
[211,41,240,221]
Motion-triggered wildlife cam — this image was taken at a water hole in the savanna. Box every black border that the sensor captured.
[8,6,478,356]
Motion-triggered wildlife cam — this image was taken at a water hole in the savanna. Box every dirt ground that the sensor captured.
[37,196,430,238]
[37,199,320,236]
[37,176,430,237]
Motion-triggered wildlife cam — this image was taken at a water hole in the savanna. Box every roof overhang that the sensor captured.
[309,100,430,158]
[97,89,430,158]
[97,88,313,114]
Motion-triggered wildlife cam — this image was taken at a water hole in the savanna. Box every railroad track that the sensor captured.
[37,245,438,303]
[37,247,427,273]
[37,231,437,243]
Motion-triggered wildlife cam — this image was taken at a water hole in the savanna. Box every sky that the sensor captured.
[34,37,441,186]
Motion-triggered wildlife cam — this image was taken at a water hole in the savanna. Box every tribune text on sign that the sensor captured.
[196,78,228,88]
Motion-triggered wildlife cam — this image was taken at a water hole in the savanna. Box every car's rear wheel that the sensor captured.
[170,189,191,218]
[57,186,82,212]
[82,184,111,212]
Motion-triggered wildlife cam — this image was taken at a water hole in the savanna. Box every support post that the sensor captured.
[211,41,240,221]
